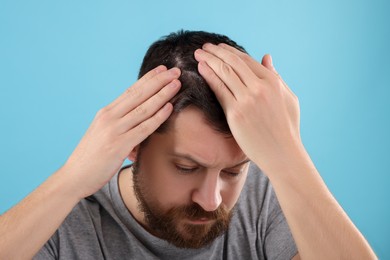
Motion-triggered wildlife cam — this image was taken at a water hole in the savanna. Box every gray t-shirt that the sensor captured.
[34,163,297,259]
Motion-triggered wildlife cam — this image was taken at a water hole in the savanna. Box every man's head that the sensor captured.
[128,30,250,249]
[138,30,246,135]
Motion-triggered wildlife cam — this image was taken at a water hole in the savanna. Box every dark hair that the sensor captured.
[138,30,247,135]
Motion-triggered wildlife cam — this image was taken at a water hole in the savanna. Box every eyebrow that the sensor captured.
[168,152,250,169]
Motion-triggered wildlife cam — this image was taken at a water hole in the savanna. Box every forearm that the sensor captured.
[260,142,377,259]
[0,166,82,259]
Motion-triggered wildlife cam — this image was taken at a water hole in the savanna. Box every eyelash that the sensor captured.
[223,171,241,178]
[174,165,241,178]
[175,165,198,173]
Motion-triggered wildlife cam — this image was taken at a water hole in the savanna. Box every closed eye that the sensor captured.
[222,170,241,178]
[175,164,198,174]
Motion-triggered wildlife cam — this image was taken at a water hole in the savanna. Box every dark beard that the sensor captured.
[131,159,234,249]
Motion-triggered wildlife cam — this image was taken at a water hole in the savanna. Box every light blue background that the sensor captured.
[1,0,389,258]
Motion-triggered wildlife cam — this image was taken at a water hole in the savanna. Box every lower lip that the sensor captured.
[186,218,214,225]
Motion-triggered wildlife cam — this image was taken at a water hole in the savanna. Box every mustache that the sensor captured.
[169,203,229,221]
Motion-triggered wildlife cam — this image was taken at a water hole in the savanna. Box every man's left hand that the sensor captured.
[194,43,302,173]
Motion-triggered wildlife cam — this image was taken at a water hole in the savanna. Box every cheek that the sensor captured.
[140,158,192,206]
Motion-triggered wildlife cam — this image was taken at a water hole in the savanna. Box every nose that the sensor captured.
[192,173,222,212]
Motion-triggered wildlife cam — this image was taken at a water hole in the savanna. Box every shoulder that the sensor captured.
[239,162,275,213]
[236,162,290,230]
[34,175,121,259]
[224,162,297,259]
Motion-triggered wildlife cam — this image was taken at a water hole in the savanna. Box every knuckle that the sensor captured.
[155,70,172,83]
[96,107,110,121]
[203,65,214,77]
[216,80,226,92]
[148,74,168,90]
[127,86,143,99]
[153,72,165,82]
[157,88,168,100]
[205,68,219,84]
[252,81,263,91]
[269,75,281,86]
[220,62,233,77]
[229,53,241,65]
[137,122,151,135]
[152,114,162,127]
[243,94,257,108]
[134,105,147,116]
[274,80,284,92]
[252,84,264,97]
[96,107,106,117]
[154,107,169,123]
[241,53,252,63]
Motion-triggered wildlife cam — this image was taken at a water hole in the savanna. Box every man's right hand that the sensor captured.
[0,65,181,260]
[64,65,181,199]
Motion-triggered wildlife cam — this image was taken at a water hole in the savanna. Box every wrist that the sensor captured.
[55,165,89,202]
[254,139,315,179]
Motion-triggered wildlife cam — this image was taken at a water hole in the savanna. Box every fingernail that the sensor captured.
[169,67,181,76]
[155,65,166,73]
[162,103,171,111]
[169,79,180,88]
[203,43,213,49]
[195,49,204,56]
[269,54,274,67]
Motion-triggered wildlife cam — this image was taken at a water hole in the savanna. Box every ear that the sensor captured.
[128,145,140,162]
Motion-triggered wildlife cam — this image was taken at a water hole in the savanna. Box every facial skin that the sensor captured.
[119,106,250,248]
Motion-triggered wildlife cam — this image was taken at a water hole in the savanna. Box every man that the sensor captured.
[0,30,376,259]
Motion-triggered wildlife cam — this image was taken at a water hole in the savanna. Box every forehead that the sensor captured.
[148,107,246,167]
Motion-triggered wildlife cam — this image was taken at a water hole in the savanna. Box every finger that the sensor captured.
[195,48,245,99]
[218,43,274,79]
[123,102,174,149]
[119,79,181,133]
[197,61,235,108]
[201,43,260,89]
[112,67,181,118]
[107,65,167,110]
[261,54,277,73]
[261,54,295,96]
[214,44,295,98]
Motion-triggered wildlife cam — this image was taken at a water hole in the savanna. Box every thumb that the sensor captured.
[261,54,277,73]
